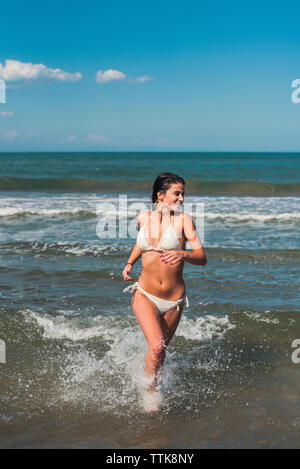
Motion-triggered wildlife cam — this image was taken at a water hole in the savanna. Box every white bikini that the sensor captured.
[123,211,189,315]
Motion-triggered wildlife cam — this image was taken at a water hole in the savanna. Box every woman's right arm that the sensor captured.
[122,214,143,281]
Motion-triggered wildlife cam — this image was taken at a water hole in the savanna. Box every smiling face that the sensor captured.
[157,182,185,212]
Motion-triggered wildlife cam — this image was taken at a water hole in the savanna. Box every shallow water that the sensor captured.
[0,152,299,448]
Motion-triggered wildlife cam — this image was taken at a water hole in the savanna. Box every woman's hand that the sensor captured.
[122,263,134,281]
[159,250,185,266]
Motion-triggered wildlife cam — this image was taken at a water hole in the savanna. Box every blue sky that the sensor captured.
[1,0,300,151]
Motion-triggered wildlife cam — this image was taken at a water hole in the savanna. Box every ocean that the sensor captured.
[0,152,299,448]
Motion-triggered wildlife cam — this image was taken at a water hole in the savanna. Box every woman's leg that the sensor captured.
[159,303,183,346]
[132,290,166,390]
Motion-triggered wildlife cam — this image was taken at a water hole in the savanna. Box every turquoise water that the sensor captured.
[0,152,300,194]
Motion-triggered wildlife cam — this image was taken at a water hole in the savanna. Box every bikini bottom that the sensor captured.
[123,281,189,315]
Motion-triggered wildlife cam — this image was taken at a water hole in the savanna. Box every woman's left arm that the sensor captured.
[182,212,207,265]
[160,212,207,266]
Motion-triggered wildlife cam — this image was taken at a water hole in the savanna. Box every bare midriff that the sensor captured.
[138,239,186,301]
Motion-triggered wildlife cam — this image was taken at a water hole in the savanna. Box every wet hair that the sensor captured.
[151,172,185,204]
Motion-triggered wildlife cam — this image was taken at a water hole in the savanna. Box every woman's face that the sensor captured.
[157,182,185,212]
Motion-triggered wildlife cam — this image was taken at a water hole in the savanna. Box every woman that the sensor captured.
[122,172,207,409]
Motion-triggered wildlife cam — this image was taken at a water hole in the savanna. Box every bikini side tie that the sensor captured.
[123,282,138,294]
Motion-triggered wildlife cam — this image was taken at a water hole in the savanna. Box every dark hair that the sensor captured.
[151,172,185,204]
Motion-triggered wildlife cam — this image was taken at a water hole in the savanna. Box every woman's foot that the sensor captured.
[142,375,162,413]
[143,388,162,413]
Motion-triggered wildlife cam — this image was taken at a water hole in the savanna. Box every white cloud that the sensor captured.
[65,134,108,144]
[66,135,79,143]
[2,130,20,141]
[95,69,126,84]
[86,133,107,142]
[95,68,154,85]
[1,129,35,141]
[0,59,82,83]
[0,111,14,117]
[135,75,154,83]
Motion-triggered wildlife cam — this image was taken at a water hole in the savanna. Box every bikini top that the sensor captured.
[137,211,182,252]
